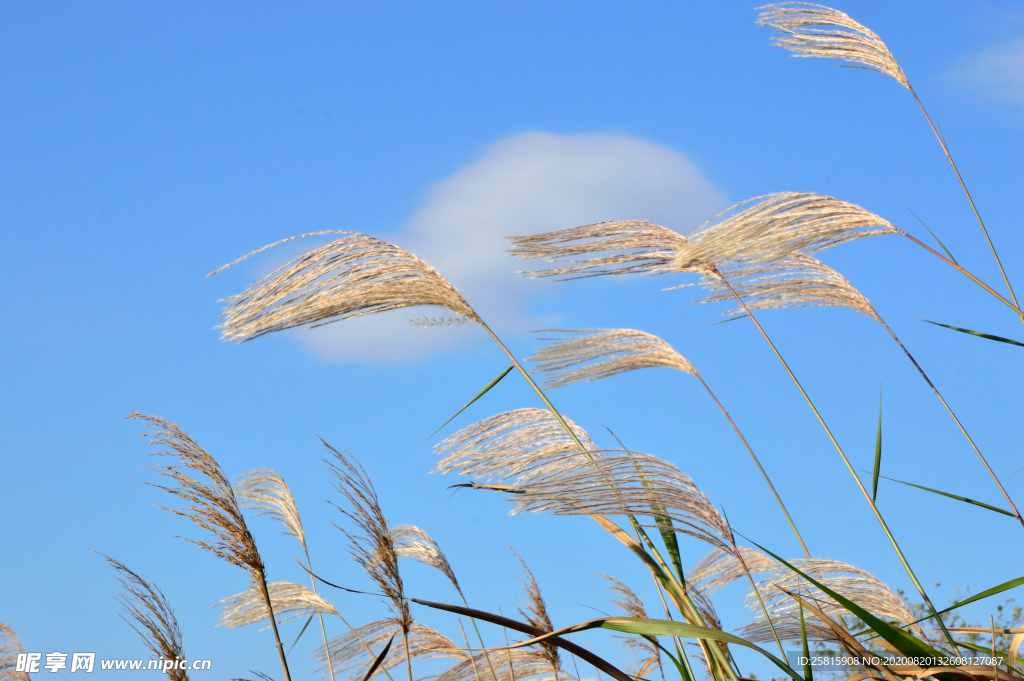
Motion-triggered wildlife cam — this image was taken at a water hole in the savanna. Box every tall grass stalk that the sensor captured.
[708,270,961,654]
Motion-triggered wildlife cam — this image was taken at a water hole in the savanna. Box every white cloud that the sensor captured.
[299,131,726,362]
[951,37,1024,106]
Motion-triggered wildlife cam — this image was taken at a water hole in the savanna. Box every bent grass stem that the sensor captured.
[908,87,1021,323]
[710,268,961,656]
[697,374,811,558]
[475,318,736,680]
[875,316,1024,528]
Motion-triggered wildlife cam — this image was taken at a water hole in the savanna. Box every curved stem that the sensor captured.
[477,320,590,455]
[303,546,337,681]
[908,87,1021,323]
[476,317,737,679]
[875,315,1024,528]
[404,629,413,681]
[459,592,500,681]
[898,231,1024,321]
[697,375,811,558]
[711,268,961,655]
[257,572,293,681]
[457,620,484,681]
[632,524,701,681]
[727,522,785,659]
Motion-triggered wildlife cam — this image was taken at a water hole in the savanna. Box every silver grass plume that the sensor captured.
[316,620,465,681]
[130,413,293,681]
[434,408,598,484]
[0,623,29,681]
[757,4,909,90]
[749,558,917,627]
[680,193,898,270]
[132,413,266,585]
[217,581,340,629]
[438,650,574,681]
[533,329,811,559]
[234,468,340,681]
[697,254,881,321]
[508,453,731,551]
[324,443,412,633]
[529,329,698,389]
[212,231,478,343]
[508,220,690,279]
[689,546,779,597]
[235,469,306,548]
[509,193,897,280]
[410,316,474,329]
[512,551,562,678]
[99,555,190,681]
[717,555,921,644]
[390,525,461,593]
[599,575,661,679]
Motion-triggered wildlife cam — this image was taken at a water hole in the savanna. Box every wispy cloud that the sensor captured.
[950,36,1024,107]
[299,131,725,362]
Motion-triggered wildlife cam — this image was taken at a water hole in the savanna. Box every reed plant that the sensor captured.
[92,5,1024,681]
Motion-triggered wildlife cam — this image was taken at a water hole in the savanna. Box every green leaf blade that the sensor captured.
[918,319,1024,348]
[872,388,882,503]
[879,474,1016,517]
[428,366,515,439]
[593,618,802,681]
[750,540,951,666]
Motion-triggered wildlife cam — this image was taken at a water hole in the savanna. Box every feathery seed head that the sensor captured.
[689,548,917,643]
[758,3,909,90]
[217,581,339,629]
[438,650,574,681]
[600,574,649,621]
[213,232,478,343]
[324,443,412,630]
[509,193,897,282]
[699,254,881,321]
[600,574,661,677]
[131,413,265,584]
[434,408,598,484]
[512,550,560,673]
[529,328,699,389]
[0,623,30,681]
[508,220,692,279]
[100,555,190,681]
[317,620,465,681]
[410,315,474,329]
[390,525,461,593]
[234,469,306,550]
[689,546,779,597]
[509,453,731,551]
[683,192,899,269]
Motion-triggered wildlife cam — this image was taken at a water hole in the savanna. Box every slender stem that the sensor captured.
[404,629,413,681]
[908,87,1021,322]
[632,521,737,681]
[304,546,337,681]
[697,374,811,558]
[633,524,699,681]
[712,269,961,655]
[725,518,785,659]
[499,607,517,681]
[477,319,737,679]
[898,230,1024,321]
[257,572,293,681]
[458,620,484,681]
[459,591,501,681]
[335,613,396,681]
[876,315,1024,528]
[477,320,589,455]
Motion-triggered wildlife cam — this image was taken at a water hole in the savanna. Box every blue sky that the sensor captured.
[2,1,1024,679]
